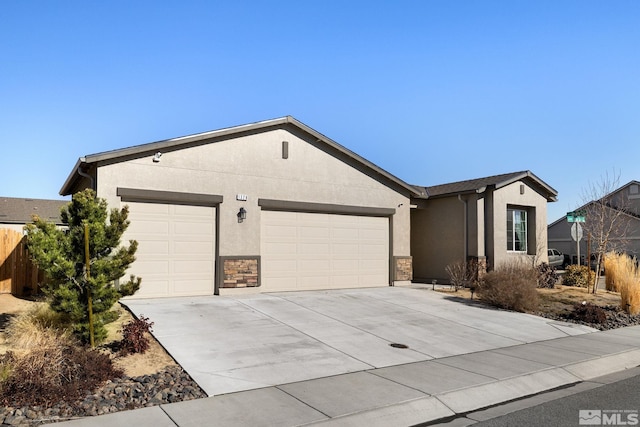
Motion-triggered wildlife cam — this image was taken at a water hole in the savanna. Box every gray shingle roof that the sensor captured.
[0,197,68,225]
[415,171,557,201]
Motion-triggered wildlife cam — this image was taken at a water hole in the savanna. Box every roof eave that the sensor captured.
[59,158,85,196]
[494,171,558,202]
[60,116,422,198]
[286,117,422,197]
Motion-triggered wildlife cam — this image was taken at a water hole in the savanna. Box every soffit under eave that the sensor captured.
[59,160,96,196]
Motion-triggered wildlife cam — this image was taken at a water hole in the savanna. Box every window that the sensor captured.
[507,208,527,252]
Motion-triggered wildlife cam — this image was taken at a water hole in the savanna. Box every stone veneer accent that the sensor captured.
[393,256,413,281]
[221,256,260,288]
[469,256,487,282]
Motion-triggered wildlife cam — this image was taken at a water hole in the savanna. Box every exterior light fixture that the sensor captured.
[153,152,162,163]
[237,207,247,223]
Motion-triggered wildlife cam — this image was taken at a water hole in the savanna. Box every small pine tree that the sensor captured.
[25,189,141,344]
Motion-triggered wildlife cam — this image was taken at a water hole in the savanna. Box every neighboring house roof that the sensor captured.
[0,197,68,225]
[547,201,640,228]
[60,116,424,198]
[414,171,558,202]
[547,180,640,227]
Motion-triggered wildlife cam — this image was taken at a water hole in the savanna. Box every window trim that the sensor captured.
[507,207,528,253]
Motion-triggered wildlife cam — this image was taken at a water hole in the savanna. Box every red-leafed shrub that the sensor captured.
[120,315,154,355]
[568,302,607,324]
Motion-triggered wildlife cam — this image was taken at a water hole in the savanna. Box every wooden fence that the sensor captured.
[0,228,44,296]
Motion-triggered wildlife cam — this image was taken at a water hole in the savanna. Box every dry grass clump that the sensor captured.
[445,259,478,291]
[0,305,122,407]
[604,252,618,292]
[605,252,640,315]
[6,303,70,352]
[477,260,538,312]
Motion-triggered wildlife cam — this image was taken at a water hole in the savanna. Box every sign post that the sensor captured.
[567,211,586,265]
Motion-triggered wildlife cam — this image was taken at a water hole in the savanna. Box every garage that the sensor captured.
[62,117,416,298]
[123,200,217,298]
[261,210,389,292]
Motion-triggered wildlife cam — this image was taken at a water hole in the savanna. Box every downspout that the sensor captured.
[77,165,96,191]
[458,195,468,261]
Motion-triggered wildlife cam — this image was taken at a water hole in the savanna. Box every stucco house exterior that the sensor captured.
[411,172,558,283]
[59,117,558,297]
[60,116,421,298]
[548,180,640,262]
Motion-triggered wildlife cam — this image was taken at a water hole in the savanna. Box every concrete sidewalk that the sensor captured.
[55,325,640,426]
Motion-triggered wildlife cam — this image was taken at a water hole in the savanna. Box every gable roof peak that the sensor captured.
[418,170,557,201]
[60,116,421,197]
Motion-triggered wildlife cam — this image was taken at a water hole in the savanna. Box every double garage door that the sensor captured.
[261,211,389,292]
[124,201,389,297]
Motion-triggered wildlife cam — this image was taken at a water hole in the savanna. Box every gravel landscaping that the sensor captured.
[536,304,640,331]
[0,365,205,426]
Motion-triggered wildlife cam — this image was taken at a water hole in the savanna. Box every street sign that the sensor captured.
[571,222,583,242]
[567,211,586,223]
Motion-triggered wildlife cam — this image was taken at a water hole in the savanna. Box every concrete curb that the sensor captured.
[298,347,640,427]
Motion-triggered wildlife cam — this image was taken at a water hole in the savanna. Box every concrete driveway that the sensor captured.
[124,286,595,397]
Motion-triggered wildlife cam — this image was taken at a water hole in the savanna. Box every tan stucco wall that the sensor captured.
[95,127,411,259]
[411,197,465,282]
[412,180,551,281]
[491,181,549,268]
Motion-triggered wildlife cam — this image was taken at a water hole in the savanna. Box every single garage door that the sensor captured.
[261,211,389,291]
[123,201,216,298]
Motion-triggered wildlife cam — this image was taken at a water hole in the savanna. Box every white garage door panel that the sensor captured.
[300,243,330,254]
[261,211,389,292]
[174,241,213,255]
[124,201,215,298]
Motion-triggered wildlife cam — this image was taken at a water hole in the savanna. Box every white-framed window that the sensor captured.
[507,208,527,252]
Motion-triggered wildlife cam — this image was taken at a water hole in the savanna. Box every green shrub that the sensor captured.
[477,261,538,312]
[562,265,595,288]
[24,189,141,346]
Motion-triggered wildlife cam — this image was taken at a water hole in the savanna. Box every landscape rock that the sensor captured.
[536,304,640,330]
[0,365,205,426]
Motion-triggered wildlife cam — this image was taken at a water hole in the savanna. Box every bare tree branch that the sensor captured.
[579,170,632,293]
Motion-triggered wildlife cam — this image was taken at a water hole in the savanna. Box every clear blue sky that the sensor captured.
[2,1,639,224]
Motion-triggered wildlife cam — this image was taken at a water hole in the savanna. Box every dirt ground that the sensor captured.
[436,284,622,316]
[0,294,176,377]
